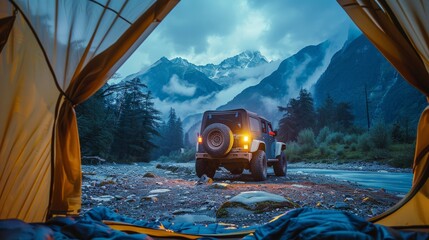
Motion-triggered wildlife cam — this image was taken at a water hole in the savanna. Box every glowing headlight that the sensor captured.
[198,136,202,143]
[243,135,249,142]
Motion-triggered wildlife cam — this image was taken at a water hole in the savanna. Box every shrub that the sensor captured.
[326,132,345,145]
[285,141,301,162]
[350,143,358,151]
[388,144,415,168]
[156,148,196,163]
[318,143,331,156]
[335,145,345,158]
[344,134,358,145]
[297,128,316,152]
[370,124,391,149]
[358,133,371,152]
[316,127,331,144]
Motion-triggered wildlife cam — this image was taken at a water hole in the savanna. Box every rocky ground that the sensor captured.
[81,161,407,228]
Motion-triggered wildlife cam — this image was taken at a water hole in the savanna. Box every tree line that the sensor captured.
[277,89,354,143]
[277,89,415,168]
[76,78,184,163]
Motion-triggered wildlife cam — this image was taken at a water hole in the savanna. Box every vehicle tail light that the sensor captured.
[198,136,203,143]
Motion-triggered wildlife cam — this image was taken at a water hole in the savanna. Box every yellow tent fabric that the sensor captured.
[0,0,178,222]
[338,0,429,228]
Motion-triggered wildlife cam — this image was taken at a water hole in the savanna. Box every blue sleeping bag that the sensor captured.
[1,207,428,239]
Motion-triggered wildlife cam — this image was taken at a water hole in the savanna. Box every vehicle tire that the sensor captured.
[229,167,244,175]
[195,158,216,178]
[273,151,287,176]
[250,150,267,181]
[202,123,234,158]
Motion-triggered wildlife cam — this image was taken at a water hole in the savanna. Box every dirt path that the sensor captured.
[81,162,402,227]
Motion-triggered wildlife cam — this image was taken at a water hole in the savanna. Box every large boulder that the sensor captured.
[216,191,299,218]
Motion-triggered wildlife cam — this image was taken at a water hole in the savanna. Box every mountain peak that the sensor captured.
[155,56,170,64]
[170,57,192,67]
[219,50,268,70]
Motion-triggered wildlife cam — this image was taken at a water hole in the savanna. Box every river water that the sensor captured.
[288,167,413,194]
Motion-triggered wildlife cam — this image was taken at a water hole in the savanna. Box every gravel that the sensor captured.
[81,161,405,227]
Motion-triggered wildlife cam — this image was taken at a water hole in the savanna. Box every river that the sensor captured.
[288,167,413,194]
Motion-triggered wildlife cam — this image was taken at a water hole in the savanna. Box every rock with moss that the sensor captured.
[216,191,299,218]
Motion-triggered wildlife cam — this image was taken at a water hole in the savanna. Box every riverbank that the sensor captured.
[81,161,403,227]
[289,161,412,173]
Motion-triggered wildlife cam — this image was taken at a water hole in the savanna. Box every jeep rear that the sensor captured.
[195,109,287,181]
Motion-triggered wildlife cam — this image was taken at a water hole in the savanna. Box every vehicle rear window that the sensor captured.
[249,117,260,132]
[205,112,242,132]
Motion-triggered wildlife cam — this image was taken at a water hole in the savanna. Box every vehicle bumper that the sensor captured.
[196,152,252,161]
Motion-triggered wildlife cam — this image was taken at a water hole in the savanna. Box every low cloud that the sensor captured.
[162,74,196,97]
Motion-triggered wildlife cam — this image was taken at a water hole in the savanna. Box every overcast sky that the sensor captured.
[116,0,356,78]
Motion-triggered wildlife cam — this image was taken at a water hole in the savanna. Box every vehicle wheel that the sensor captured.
[195,158,216,178]
[202,123,234,158]
[273,151,287,176]
[250,150,267,181]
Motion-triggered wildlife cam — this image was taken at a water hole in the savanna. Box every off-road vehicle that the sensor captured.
[195,109,287,181]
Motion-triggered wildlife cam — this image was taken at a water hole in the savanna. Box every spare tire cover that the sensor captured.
[202,123,234,157]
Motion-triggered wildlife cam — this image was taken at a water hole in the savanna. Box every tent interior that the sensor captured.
[0,0,428,238]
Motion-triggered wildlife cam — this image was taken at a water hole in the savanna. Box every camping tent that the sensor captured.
[337,0,429,229]
[0,0,428,232]
[0,0,178,222]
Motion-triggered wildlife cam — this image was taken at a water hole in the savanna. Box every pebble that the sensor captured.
[211,183,230,189]
[149,189,171,194]
[172,209,195,215]
[143,172,157,178]
[334,202,349,209]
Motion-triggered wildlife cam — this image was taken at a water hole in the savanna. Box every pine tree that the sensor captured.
[335,102,354,131]
[76,85,114,160]
[317,94,336,130]
[153,108,185,158]
[110,78,160,162]
[278,89,316,142]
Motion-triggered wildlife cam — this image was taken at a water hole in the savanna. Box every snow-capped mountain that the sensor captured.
[195,50,270,87]
[118,50,278,121]
[120,56,222,102]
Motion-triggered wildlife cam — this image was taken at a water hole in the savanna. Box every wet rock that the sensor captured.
[371,207,382,216]
[141,194,158,202]
[291,184,310,189]
[143,172,157,178]
[196,175,213,185]
[172,208,195,215]
[114,195,124,200]
[334,202,349,209]
[211,183,230,189]
[149,189,171,194]
[198,206,208,211]
[344,197,354,202]
[217,191,298,218]
[91,195,114,202]
[362,196,380,204]
[126,194,136,199]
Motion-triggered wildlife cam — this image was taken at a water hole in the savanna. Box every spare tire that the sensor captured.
[202,123,233,158]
